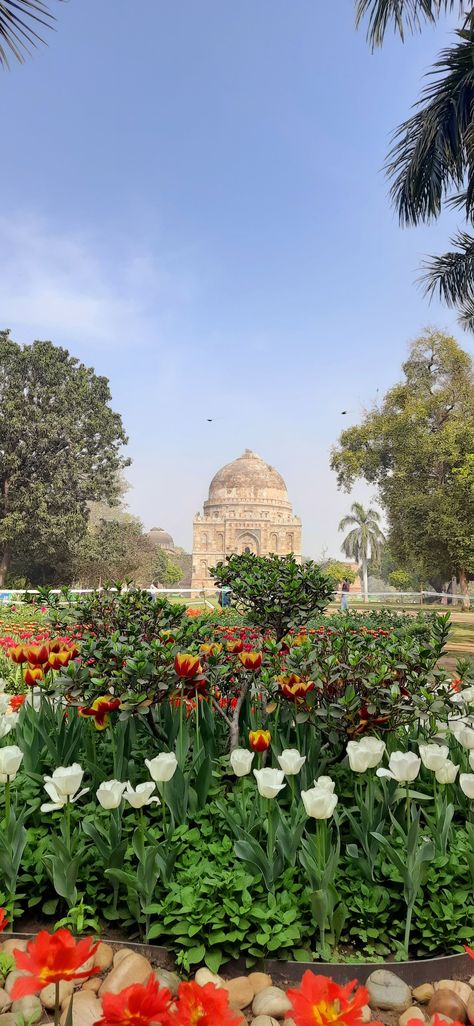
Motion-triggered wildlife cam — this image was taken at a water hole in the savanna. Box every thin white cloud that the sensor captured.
[0,213,196,351]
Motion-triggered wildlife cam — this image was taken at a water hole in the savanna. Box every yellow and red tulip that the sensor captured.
[79,696,121,730]
[9,645,28,664]
[25,667,44,687]
[174,653,202,679]
[26,644,50,666]
[238,651,262,671]
[199,643,223,657]
[277,674,315,701]
[227,640,244,653]
[249,729,271,753]
[48,650,72,671]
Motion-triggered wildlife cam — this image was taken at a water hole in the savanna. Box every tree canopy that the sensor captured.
[355,1,474,327]
[0,331,129,585]
[331,329,474,592]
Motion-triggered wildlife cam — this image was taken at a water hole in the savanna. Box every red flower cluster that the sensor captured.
[286,972,381,1026]
[11,929,99,997]
[96,976,241,1026]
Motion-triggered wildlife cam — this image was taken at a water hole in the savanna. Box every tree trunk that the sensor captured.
[458,569,470,611]
[0,547,10,588]
[362,558,368,603]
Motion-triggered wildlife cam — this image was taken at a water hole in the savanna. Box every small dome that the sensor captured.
[149,527,175,548]
[206,450,290,507]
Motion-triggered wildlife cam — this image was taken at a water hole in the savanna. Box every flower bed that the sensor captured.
[0,591,472,970]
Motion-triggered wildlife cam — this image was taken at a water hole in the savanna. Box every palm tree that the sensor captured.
[0,1,59,68]
[355,1,474,329]
[338,502,385,602]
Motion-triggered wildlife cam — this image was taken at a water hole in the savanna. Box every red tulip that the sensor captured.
[249,729,271,752]
[174,653,202,679]
[238,651,262,671]
[95,975,172,1026]
[11,929,99,997]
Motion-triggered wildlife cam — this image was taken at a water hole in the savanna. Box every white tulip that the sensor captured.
[277,749,306,775]
[460,773,474,799]
[301,786,338,819]
[48,764,85,796]
[0,695,10,716]
[96,780,127,810]
[0,745,23,782]
[41,763,89,812]
[419,744,449,771]
[435,759,459,785]
[253,767,286,799]
[230,748,254,777]
[451,686,474,706]
[145,752,178,783]
[0,717,14,740]
[346,737,386,772]
[123,781,160,809]
[459,726,474,750]
[313,775,336,793]
[469,751,474,772]
[376,751,421,783]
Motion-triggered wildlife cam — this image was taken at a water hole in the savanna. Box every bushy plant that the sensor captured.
[211,553,334,640]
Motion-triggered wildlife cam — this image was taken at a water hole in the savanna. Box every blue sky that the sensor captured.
[1,1,469,556]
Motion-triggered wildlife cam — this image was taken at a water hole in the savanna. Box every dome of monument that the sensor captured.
[207,450,289,507]
[149,527,175,548]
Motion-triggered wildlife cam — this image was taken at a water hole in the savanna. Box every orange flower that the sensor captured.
[25,667,44,687]
[79,696,121,730]
[0,908,8,932]
[26,644,50,666]
[238,651,262,671]
[249,729,271,752]
[9,645,28,664]
[9,695,25,712]
[286,972,375,1026]
[465,945,474,959]
[168,980,241,1026]
[48,651,72,671]
[174,653,202,679]
[95,974,172,1026]
[11,929,99,997]
[227,640,244,653]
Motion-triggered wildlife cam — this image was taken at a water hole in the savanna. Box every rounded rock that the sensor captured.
[467,991,474,1024]
[1,941,27,958]
[0,1015,19,1026]
[251,1018,280,1026]
[112,948,136,967]
[0,993,11,1014]
[60,991,102,1026]
[399,1007,426,1026]
[41,981,74,1009]
[361,1006,371,1024]
[154,969,181,997]
[252,986,292,1019]
[99,953,152,996]
[194,968,224,989]
[224,976,255,1010]
[11,995,42,1023]
[428,991,467,1023]
[366,971,412,1012]
[249,973,273,995]
[81,981,101,994]
[93,943,113,972]
[437,983,472,1007]
[413,986,435,1004]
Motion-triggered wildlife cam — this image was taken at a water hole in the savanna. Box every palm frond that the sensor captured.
[421,231,474,306]
[355,1,462,48]
[0,0,59,68]
[457,295,474,331]
[386,31,474,226]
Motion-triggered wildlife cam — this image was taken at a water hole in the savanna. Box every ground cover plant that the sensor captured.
[0,583,472,969]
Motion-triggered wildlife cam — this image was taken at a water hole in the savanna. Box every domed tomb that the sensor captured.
[148,527,175,549]
[191,450,302,592]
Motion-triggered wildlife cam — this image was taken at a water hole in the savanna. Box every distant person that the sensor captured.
[341,577,350,611]
[149,583,159,601]
[219,585,231,608]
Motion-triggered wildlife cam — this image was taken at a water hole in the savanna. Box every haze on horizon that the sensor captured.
[1,1,469,558]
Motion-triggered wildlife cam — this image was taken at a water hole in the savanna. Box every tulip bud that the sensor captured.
[249,729,271,753]
[145,752,178,783]
[230,748,254,777]
[253,767,286,799]
[277,749,306,775]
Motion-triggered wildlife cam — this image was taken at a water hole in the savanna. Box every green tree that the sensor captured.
[355,1,474,327]
[321,559,357,587]
[0,1,60,68]
[73,519,155,588]
[0,331,128,586]
[388,570,413,591]
[153,548,183,588]
[331,330,474,602]
[338,503,385,602]
[211,552,334,640]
